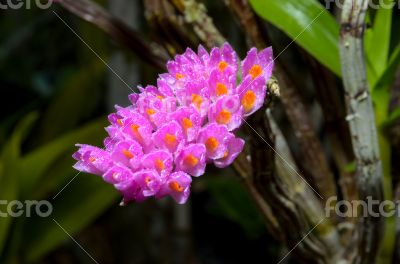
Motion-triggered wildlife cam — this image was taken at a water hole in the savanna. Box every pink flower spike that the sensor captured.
[141,150,173,176]
[157,77,175,97]
[208,95,243,131]
[133,169,162,198]
[109,140,143,170]
[242,47,274,81]
[72,144,112,176]
[209,43,238,75]
[237,75,267,116]
[214,136,245,168]
[103,164,134,184]
[175,144,207,177]
[197,123,230,160]
[73,44,275,204]
[117,112,153,149]
[135,87,177,127]
[157,171,192,204]
[207,69,235,100]
[169,106,202,142]
[152,120,185,153]
[115,178,141,203]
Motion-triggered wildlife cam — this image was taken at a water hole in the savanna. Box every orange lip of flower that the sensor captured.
[146,108,156,115]
[131,124,142,140]
[216,82,228,96]
[145,176,152,185]
[218,61,228,72]
[156,95,164,100]
[89,157,96,162]
[176,73,185,80]
[223,151,229,158]
[116,119,124,126]
[182,117,193,131]
[205,137,219,152]
[216,109,232,125]
[191,94,203,109]
[169,180,184,192]
[122,149,134,159]
[183,154,199,167]
[241,90,256,113]
[164,133,177,148]
[249,64,263,79]
[155,159,165,171]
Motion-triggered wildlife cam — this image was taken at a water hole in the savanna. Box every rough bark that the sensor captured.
[339,1,385,263]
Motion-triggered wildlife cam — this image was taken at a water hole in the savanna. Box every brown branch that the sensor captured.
[226,0,337,202]
[143,0,196,56]
[275,62,337,201]
[169,0,225,49]
[303,53,357,205]
[249,111,342,263]
[54,0,168,69]
[224,0,268,49]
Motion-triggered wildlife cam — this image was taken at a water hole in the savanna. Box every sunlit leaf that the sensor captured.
[365,0,394,87]
[249,0,341,76]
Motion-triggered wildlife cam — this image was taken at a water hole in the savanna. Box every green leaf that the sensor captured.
[381,107,400,128]
[365,1,394,87]
[0,113,38,257]
[22,176,118,262]
[249,0,341,76]
[19,118,107,197]
[374,43,400,90]
[37,61,105,143]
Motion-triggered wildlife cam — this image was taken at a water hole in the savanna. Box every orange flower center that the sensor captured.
[156,95,164,100]
[155,159,165,171]
[191,94,203,109]
[183,154,199,167]
[89,157,96,162]
[116,119,124,126]
[249,64,262,79]
[216,82,228,96]
[131,124,142,140]
[145,176,152,185]
[182,117,193,131]
[169,180,184,192]
[122,149,134,159]
[146,108,156,116]
[176,73,185,80]
[218,61,228,72]
[241,90,257,113]
[216,109,232,125]
[164,133,177,148]
[223,151,229,158]
[205,137,219,152]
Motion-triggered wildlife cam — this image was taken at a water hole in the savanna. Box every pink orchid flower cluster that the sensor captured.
[73,43,274,204]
